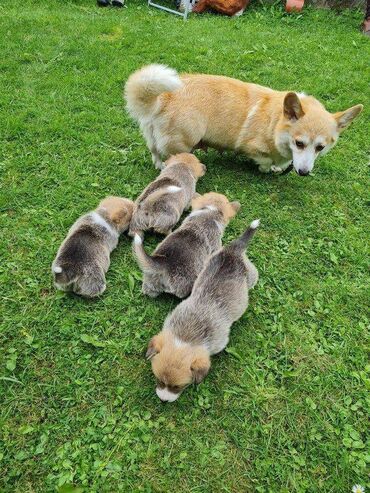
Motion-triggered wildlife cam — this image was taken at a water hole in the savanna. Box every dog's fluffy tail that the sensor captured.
[125,64,183,120]
[133,234,165,273]
[229,219,260,251]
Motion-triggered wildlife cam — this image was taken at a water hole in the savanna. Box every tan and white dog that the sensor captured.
[125,64,363,176]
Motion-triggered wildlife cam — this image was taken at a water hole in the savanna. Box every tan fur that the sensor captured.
[125,65,363,174]
[165,152,206,178]
[98,196,134,232]
[191,192,240,223]
[147,333,211,390]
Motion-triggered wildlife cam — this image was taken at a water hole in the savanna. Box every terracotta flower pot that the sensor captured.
[285,0,305,12]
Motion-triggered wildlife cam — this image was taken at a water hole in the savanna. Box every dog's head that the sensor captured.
[98,196,134,233]
[165,153,207,178]
[278,92,363,176]
[191,192,240,224]
[146,332,210,402]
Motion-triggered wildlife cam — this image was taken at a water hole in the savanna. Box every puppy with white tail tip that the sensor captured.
[52,196,134,298]
[129,153,206,237]
[133,192,241,299]
[146,219,260,402]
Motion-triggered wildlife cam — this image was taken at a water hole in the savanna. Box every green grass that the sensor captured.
[0,1,369,491]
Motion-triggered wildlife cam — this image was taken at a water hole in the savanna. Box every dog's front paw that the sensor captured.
[258,165,272,174]
[271,165,284,174]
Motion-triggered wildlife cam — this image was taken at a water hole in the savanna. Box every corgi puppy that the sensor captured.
[129,153,206,236]
[133,192,240,298]
[52,196,134,297]
[146,219,260,402]
[125,64,363,175]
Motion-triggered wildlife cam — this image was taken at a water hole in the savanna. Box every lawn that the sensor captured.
[0,1,369,491]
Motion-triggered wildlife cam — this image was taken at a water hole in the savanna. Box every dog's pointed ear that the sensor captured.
[190,348,210,384]
[284,92,304,121]
[333,104,363,132]
[146,333,165,360]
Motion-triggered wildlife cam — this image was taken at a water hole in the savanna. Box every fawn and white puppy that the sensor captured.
[146,219,259,402]
[125,64,363,175]
[133,192,240,298]
[129,153,206,236]
[52,196,134,297]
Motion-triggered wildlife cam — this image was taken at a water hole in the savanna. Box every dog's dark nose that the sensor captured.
[298,169,310,176]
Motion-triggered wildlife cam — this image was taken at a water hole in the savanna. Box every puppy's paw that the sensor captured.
[142,284,160,298]
[271,165,283,174]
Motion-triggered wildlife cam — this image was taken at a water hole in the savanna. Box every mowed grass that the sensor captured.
[0,1,369,491]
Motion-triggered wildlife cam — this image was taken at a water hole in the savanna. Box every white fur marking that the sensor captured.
[53,266,62,274]
[156,387,179,402]
[167,186,182,193]
[174,337,186,348]
[214,220,224,233]
[188,209,208,218]
[247,102,260,120]
[250,219,260,229]
[205,205,217,211]
[297,92,307,99]
[236,102,260,149]
[314,135,326,146]
[90,212,117,238]
[134,234,142,245]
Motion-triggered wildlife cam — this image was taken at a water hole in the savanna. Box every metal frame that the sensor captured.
[148,0,191,20]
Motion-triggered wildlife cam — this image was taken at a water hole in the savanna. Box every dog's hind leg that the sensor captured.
[141,122,164,169]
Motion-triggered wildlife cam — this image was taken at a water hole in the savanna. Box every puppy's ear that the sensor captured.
[200,163,207,176]
[146,333,165,360]
[224,200,241,220]
[111,208,131,230]
[230,201,241,213]
[283,92,304,121]
[333,104,363,132]
[191,348,210,384]
[164,155,176,167]
[191,194,203,210]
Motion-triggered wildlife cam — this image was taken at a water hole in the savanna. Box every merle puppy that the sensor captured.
[133,192,240,298]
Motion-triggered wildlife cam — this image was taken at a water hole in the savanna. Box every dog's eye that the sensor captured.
[295,140,305,149]
[316,144,325,152]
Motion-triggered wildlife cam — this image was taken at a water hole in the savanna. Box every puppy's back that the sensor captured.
[53,224,104,287]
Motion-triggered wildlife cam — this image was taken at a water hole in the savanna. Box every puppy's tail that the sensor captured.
[133,234,165,273]
[52,262,74,286]
[125,64,183,120]
[229,219,260,251]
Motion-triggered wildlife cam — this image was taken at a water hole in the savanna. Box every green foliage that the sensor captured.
[0,1,369,492]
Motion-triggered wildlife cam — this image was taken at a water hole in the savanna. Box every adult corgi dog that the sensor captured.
[125,64,363,176]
